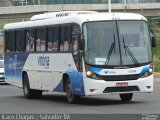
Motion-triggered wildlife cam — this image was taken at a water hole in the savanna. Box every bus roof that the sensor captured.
[4,11,147,30]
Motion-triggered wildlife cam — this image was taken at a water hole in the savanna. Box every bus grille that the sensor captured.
[99,74,140,81]
[103,86,140,93]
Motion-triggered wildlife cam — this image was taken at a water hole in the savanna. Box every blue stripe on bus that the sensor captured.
[91,65,151,75]
[4,53,29,81]
[54,80,63,92]
[140,65,150,74]
[54,70,85,96]
[90,67,102,74]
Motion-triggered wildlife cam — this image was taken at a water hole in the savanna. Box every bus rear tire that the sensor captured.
[23,74,42,99]
[120,93,133,102]
[66,80,80,104]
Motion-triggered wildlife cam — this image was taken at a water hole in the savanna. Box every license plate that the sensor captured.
[116,82,128,87]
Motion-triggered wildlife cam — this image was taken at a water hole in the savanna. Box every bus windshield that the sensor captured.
[83,21,152,66]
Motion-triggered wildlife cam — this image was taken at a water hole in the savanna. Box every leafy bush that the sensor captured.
[153,36,160,72]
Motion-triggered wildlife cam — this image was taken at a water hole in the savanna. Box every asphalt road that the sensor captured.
[0,82,160,120]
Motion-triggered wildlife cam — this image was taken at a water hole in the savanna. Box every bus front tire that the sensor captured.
[66,80,80,104]
[23,74,42,99]
[120,93,133,102]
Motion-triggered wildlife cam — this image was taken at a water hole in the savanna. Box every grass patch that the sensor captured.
[153,56,160,72]
[153,35,160,72]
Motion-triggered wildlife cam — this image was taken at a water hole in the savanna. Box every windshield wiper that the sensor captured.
[105,34,116,65]
[122,37,139,66]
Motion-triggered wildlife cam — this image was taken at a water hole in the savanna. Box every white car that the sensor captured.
[0,30,3,36]
[0,60,5,84]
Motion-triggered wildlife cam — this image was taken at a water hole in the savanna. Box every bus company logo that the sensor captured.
[9,55,17,78]
[38,55,50,68]
[128,69,136,73]
[104,70,116,75]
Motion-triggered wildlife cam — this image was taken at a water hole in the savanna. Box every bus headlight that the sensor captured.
[85,66,101,79]
[86,70,96,78]
[140,65,153,78]
[148,68,153,74]
[86,71,93,77]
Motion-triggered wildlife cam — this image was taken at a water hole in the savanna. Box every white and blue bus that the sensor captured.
[4,11,156,103]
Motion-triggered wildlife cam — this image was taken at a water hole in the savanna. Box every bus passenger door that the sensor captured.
[71,24,82,71]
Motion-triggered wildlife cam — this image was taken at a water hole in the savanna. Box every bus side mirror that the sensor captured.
[150,30,156,47]
[79,38,85,50]
[151,36,156,47]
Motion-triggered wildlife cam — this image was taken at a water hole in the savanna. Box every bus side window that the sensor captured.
[59,26,64,51]
[41,28,46,51]
[36,28,46,52]
[6,31,15,52]
[47,27,58,52]
[64,25,70,52]
[16,30,26,52]
[26,30,30,51]
[70,24,80,54]
[26,29,35,52]
[59,25,70,52]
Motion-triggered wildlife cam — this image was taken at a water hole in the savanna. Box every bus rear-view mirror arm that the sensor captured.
[151,36,156,47]
[79,38,85,51]
[150,29,156,47]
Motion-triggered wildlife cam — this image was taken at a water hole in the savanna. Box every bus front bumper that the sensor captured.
[83,74,153,96]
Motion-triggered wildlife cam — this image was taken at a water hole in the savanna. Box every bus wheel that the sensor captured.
[120,93,133,102]
[23,74,42,99]
[66,80,80,104]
